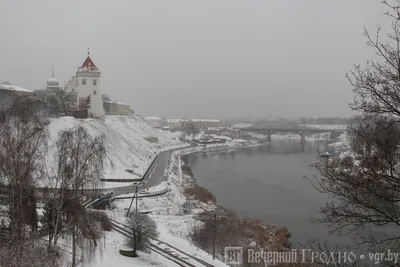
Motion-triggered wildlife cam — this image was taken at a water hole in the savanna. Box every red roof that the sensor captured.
[79,56,99,71]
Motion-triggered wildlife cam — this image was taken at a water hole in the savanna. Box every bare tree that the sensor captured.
[0,95,50,266]
[52,126,107,266]
[0,242,65,267]
[101,94,111,101]
[125,212,158,257]
[306,0,400,262]
[36,89,77,117]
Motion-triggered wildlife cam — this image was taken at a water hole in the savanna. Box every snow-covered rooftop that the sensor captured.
[0,83,33,93]
[103,100,130,106]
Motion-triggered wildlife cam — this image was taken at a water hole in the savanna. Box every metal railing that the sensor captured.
[111,188,169,200]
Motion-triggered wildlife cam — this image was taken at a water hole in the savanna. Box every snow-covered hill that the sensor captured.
[45,115,185,181]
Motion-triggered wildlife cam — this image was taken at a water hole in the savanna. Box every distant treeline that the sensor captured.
[299,115,362,125]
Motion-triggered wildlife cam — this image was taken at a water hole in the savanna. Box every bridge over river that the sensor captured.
[239,127,346,143]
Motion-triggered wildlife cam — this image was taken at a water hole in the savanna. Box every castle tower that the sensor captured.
[75,48,101,98]
[74,48,104,118]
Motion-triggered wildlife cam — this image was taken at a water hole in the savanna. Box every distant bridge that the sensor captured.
[239,127,345,142]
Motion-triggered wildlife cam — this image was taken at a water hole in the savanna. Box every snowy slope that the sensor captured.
[45,115,185,182]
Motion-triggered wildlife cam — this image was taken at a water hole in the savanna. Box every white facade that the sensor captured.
[145,117,163,128]
[166,119,182,129]
[182,119,220,129]
[64,53,105,118]
[191,119,221,129]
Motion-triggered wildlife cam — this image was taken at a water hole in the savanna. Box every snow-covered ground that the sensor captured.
[43,115,186,187]
[182,139,262,155]
[328,132,352,156]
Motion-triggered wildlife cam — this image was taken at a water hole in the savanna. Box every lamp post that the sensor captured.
[135,185,138,217]
[213,213,217,260]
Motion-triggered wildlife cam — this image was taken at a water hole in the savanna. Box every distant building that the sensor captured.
[64,49,105,119]
[143,117,221,130]
[103,100,132,115]
[0,83,34,97]
[145,117,163,128]
[165,119,182,129]
[191,119,221,129]
[0,83,34,109]
[34,67,79,117]
[35,68,59,96]
[181,118,221,129]
[35,67,62,94]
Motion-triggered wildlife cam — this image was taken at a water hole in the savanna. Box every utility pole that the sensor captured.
[213,213,217,260]
[135,185,138,216]
[126,184,139,217]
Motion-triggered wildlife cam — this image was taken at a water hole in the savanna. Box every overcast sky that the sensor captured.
[0,0,388,119]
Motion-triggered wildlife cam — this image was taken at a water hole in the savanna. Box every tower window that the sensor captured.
[93,90,97,95]
[93,79,97,85]
[82,79,86,85]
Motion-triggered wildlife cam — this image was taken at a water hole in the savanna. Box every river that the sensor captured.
[188,140,353,248]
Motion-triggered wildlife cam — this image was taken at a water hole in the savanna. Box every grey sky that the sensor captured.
[0,0,386,119]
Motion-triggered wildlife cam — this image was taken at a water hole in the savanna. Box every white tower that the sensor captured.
[75,48,105,118]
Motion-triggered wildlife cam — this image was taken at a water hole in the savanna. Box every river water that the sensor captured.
[188,140,353,248]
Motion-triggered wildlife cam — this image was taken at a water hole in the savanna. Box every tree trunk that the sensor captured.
[72,226,77,267]
[48,233,52,249]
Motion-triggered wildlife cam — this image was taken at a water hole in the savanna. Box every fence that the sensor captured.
[111,188,169,200]
[84,190,113,208]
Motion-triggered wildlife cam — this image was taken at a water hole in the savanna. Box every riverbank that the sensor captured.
[179,152,292,258]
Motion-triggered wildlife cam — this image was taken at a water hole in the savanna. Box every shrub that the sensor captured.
[185,185,216,204]
[181,165,193,177]
[181,154,189,165]
[340,155,354,168]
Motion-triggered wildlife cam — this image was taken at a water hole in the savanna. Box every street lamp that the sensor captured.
[213,213,216,260]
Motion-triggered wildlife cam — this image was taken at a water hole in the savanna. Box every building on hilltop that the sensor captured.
[46,67,60,92]
[64,49,105,119]
[34,66,78,117]
[0,82,34,97]
[35,66,63,95]
[103,100,132,115]
[0,82,34,109]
